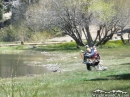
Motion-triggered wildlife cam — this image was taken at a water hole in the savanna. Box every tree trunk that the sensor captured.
[83,23,93,47]
[128,33,130,44]
[121,35,126,44]
[71,34,84,46]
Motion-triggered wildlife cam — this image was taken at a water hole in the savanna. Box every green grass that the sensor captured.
[0,42,130,97]
[34,42,78,52]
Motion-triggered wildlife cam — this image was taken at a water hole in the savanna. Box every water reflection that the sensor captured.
[0,54,48,78]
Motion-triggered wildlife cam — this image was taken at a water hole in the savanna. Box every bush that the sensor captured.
[37,42,78,51]
[0,26,16,42]
[57,42,77,49]
[99,40,124,48]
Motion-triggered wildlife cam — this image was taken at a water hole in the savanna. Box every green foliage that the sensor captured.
[90,0,116,22]
[29,31,51,42]
[55,42,77,49]
[27,40,129,52]
[0,9,2,20]
[14,45,24,50]
[4,6,10,13]
[35,42,78,52]
[0,26,16,42]
[0,3,2,20]
[0,2,11,21]
[47,42,77,50]
[99,40,124,48]
[0,24,55,42]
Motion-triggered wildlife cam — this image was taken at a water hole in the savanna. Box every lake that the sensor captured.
[0,53,48,78]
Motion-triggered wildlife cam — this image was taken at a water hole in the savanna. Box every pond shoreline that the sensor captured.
[0,46,78,78]
[0,45,130,97]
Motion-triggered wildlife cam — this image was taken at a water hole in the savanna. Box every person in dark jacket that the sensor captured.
[83,45,96,63]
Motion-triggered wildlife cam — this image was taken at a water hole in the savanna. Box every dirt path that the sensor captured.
[47,25,99,42]
[47,25,129,42]
[1,25,129,47]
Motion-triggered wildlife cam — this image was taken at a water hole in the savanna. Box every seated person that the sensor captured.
[86,57,100,70]
[83,45,96,63]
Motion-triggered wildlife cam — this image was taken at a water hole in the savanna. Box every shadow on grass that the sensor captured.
[84,73,130,81]
[107,73,130,80]
[119,63,130,65]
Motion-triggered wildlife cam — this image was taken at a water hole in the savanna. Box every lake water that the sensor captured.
[0,53,48,78]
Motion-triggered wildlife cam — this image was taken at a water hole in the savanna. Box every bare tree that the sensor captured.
[25,0,94,46]
[113,0,130,44]
[25,0,130,46]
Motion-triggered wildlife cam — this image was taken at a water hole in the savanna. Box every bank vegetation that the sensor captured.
[0,0,130,47]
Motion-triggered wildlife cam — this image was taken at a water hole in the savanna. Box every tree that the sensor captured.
[112,0,130,44]
[25,0,130,47]
[89,0,119,46]
[0,1,2,20]
[25,0,93,46]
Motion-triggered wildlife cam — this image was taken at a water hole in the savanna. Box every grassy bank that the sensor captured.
[0,42,130,97]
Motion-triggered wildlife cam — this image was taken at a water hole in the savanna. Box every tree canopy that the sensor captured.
[1,0,130,46]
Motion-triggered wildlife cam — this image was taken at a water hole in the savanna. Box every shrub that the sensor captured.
[99,40,124,48]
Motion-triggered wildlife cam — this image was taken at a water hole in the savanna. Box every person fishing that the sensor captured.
[81,45,106,71]
[85,54,100,70]
[82,45,101,70]
[82,45,96,64]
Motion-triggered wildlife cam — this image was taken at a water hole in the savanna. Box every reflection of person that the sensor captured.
[83,45,95,63]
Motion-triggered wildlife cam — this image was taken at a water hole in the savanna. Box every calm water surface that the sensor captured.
[0,53,48,78]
